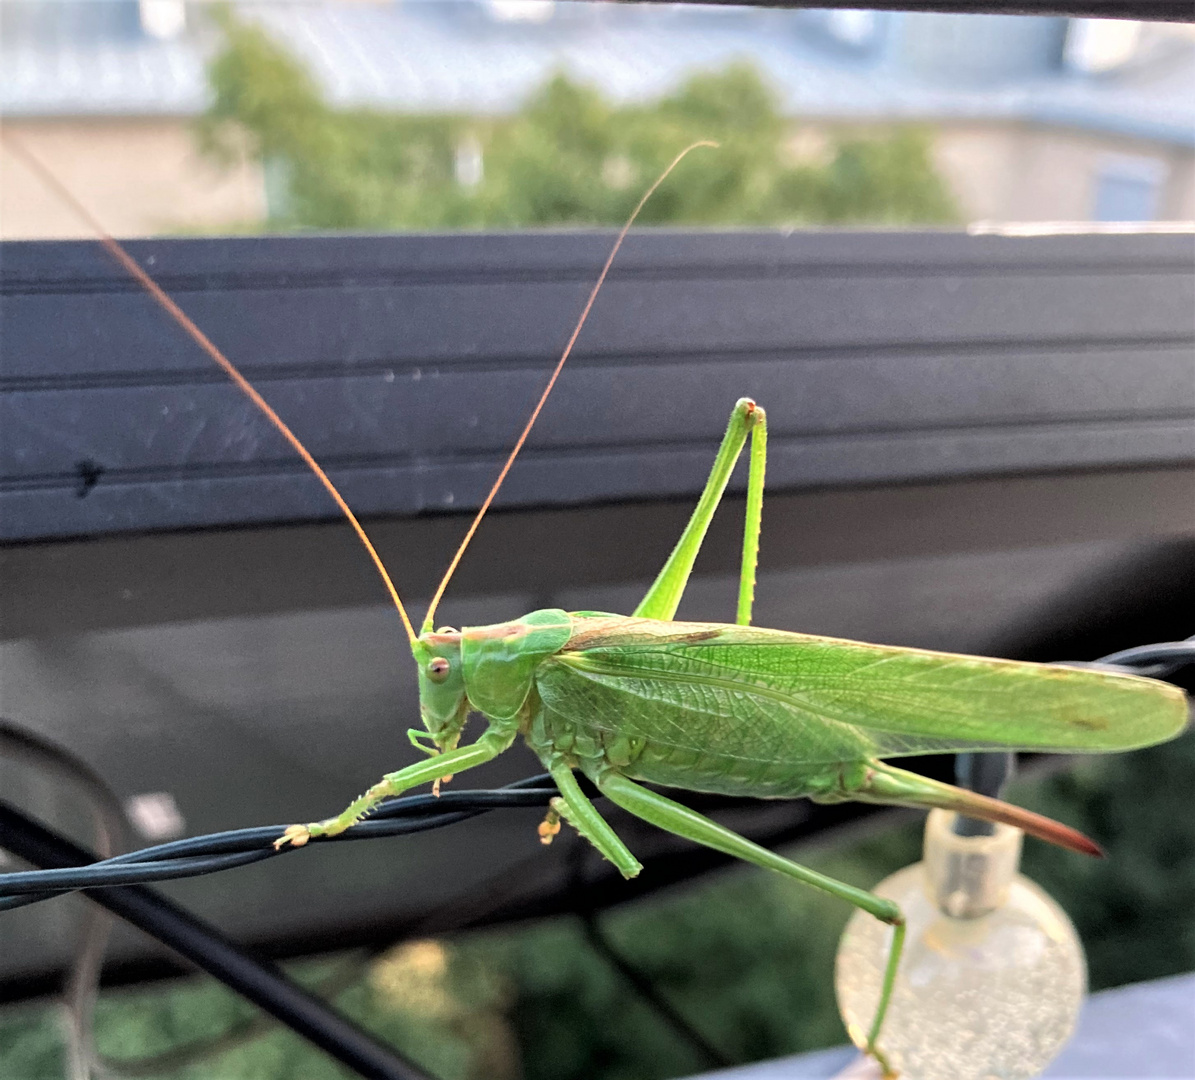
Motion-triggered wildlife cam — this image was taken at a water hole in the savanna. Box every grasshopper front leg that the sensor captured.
[275,726,516,849]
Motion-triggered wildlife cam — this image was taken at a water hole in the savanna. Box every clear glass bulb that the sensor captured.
[835,810,1086,1080]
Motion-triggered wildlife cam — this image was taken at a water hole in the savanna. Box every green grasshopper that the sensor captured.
[271,396,1184,1076]
[24,140,1187,1077]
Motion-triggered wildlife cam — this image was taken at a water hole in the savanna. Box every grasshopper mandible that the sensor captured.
[17,139,1187,1077]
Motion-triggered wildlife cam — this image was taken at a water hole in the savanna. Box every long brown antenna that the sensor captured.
[422,140,717,632]
[5,135,418,646]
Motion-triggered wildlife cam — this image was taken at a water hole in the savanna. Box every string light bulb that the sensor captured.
[835,808,1086,1079]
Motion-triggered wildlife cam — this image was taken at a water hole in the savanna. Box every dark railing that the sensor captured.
[3,230,1192,542]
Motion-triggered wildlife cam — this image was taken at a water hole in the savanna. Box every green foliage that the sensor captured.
[0,1003,62,1080]
[199,6,326,166]
[1016,727,1195,990]
[199,12,958,232]
[0,950,513,1080]
[483,845,903,1080]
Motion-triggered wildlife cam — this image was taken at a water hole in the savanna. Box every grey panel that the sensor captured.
[2,230,1192,540]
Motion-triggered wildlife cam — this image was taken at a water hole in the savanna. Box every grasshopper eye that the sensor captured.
[427,657,452,683]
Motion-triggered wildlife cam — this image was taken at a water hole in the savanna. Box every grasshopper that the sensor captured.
[16,140,1187,1076]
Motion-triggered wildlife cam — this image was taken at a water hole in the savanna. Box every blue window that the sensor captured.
[1092,158,1166,222]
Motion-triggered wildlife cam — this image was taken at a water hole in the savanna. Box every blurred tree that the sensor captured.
[200,10,958,231]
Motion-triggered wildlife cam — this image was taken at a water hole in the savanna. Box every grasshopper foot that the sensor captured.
[273,823,315,850]
[867,1042,898,1079]
[538,804,562,845]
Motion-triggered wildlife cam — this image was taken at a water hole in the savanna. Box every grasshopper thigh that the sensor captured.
[592,770,899,921]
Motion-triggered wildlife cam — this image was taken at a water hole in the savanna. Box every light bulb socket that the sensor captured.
[924,808,1022,918]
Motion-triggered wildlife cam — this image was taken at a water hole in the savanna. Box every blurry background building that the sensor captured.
[2,0,1193,239]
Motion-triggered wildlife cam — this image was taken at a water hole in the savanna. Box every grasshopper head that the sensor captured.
[412,628,469,753]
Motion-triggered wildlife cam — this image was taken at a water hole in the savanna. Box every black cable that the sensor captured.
[0,776,560,908]
[1067,640,1195,680]
[0,801,431,1080]
[953,751,1014,837]
[0,722,420,1076]
[95,951,373,1079]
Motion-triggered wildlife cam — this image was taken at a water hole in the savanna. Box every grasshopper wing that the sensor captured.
[539,619,1187,789]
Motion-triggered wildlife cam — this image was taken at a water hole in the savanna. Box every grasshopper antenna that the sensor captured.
[422,139,718,632]
[4,134,418,646]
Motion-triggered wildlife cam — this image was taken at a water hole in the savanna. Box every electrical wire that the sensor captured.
[92,950,373,1079]
[0,724,373,1079]
[0,777,561,908]
[579,909,734,1070]
[0,801,431,1080]
[0,743,553,1078]
[1068,639,1195,679]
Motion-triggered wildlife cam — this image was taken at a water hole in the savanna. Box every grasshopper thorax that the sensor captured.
[413,609,573,749]
[459,610,574,723]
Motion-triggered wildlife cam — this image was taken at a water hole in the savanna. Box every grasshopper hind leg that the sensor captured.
[593,767,906,1077]
[634,398,767,626]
